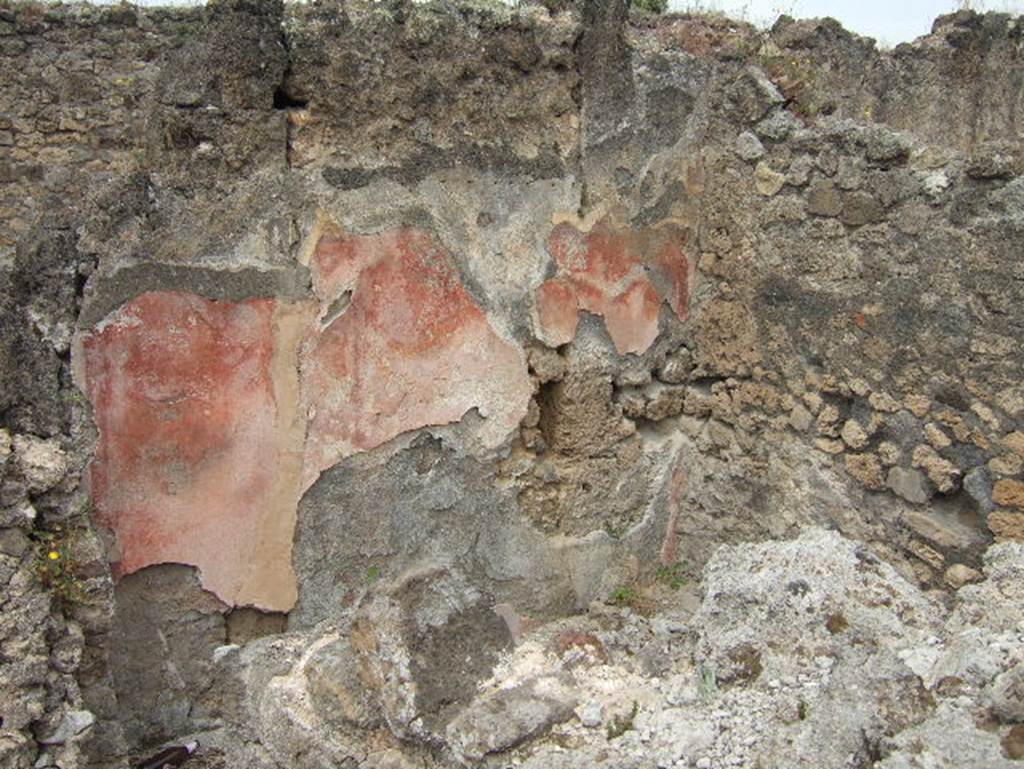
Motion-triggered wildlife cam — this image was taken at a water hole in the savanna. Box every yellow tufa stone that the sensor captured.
[988,509,1024,542]
[992,479,1024,510]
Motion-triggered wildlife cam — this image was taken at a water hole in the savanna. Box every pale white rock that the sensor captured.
[13,435,68,493]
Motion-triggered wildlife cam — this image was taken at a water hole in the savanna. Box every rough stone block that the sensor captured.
[351,566,513,743]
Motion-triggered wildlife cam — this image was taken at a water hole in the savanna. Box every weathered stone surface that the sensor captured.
[765,648,935,769]
[351,566,513,743]
[7,3,1024,767]
[993,479,1024,510]
[446,674,578,765]
[1003,431,1024,458]
[911,444,961,494]
[38,710,95,746]
[292,436,563,626]
[944,563,982,589]
[875,702,1009,769]
[535,220,692,354]
[845,452,885,489]
[806,178,842,216]
[754,162,786,196]
[949,543,1024,633]
[887,467,931,504]
[987,663,1024,723]
[735,130,765,161]
[694,528,942,682]
[988,510,1024,542]
[108,565,227,748]
[691,298,761,377]
[12,434,67,493]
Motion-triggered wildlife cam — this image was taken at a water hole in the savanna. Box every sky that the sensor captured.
[83,0,1024,47]
[667,0,1024,45]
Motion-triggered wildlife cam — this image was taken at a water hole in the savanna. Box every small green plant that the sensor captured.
[33,528,83,604]
[631,0,668,13]
[697,663,718,701]
[606,700,639,740]
[655,561,689,591]
[603,521,626,540]
[365,565,381,585]
[608,585,640,608]
[67,389,88,406]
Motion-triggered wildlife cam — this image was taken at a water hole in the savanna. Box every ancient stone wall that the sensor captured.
[1,1,1023,767]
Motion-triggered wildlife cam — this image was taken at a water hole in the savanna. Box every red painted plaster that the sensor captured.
[536,221,692,354]
[302,227,532,487]
[82,292,298,610]
[80,226,531,608]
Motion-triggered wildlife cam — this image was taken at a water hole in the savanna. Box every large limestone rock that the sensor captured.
[351,566,513,743]
[693,527,944,683]
[445,674,578,766]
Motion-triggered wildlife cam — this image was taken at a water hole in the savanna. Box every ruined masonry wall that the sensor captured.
[1,1,1024,767]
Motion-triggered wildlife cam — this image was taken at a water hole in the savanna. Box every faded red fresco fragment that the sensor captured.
[302,227,532,488]
[536,221,692,354]
[82,292,298,610]
[80,228,531,609]
[659,457,687,567]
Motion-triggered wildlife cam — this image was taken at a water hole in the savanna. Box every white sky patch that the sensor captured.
[82,0,1024,47]
[668,0,1024,45]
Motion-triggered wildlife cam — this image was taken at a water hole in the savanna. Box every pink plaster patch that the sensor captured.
[536,221,692,354]
[82,293,300,610]
[80,226,532,609]
[302,227,532,487]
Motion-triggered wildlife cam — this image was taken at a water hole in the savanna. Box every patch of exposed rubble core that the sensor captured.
[145,530,1024,769]
[2,0,1024,767]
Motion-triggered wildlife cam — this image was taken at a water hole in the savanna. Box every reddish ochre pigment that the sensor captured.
[82,292,296,609]
[302,227,532,487]
[80,227,532,608]
[536,221,692,354]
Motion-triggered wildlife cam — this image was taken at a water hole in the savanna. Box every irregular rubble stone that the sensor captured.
[754,162,786,196]
[887,467,931,504]
[944,563,982,589]
[993,479,1024,509]
[807,178,842,216]
[734,130,765,161]
[38,710,95,746]
[351,566,513,743]
[12,434,68,493]
[446,674,578,765]
[989,510,1024,542]
[912,444,961,494]
[845,452,885,489]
